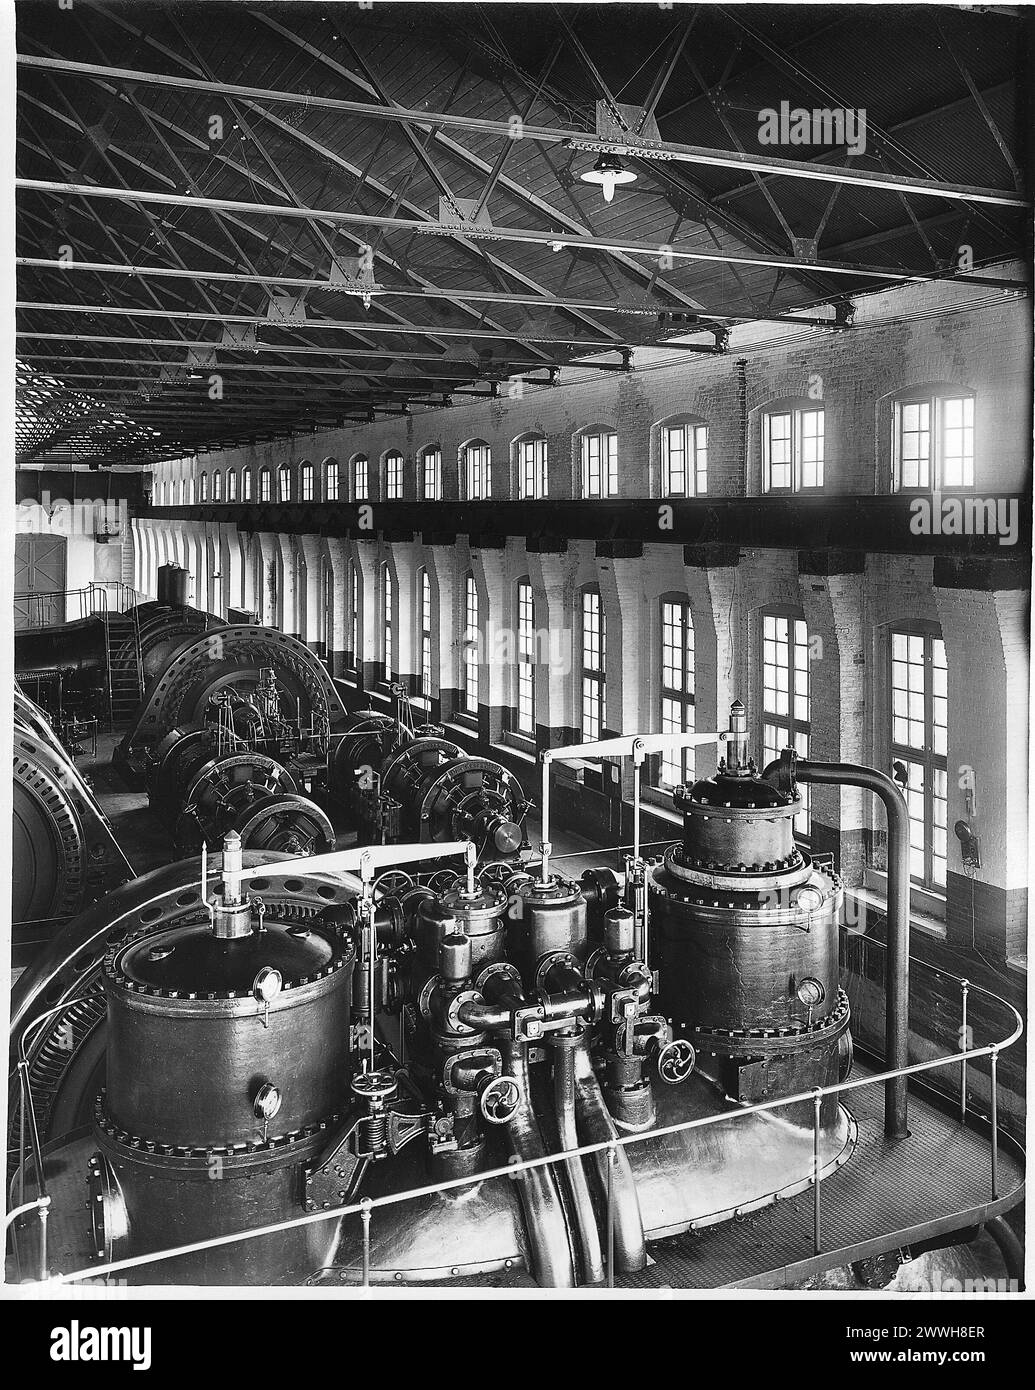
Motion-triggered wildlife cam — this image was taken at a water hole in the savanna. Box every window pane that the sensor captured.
[385,453,403,500]
[582,432,617,498]
[799,409,824,489]
[516,581,535,734]
[581,591,605,741]
[660,601,694,784]
[765,412,792,491]
[466,445,491,499]
[464,576,480,710]
[383,567,393,679]
[941,396,974,487]
[897,400,930,490]
[890,629,947,891]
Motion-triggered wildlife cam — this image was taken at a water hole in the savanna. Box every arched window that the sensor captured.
[242,469,252,502]
[385,451,404,500]
[462,573,480,712]
[417,568,433,707]
[892,388,974,491]
[199,471,209,502]
[580,588,606,741]
[660,418,708,497]
[760,609,812,836]
[382,564,393,680]
[658,598,694,786]
[212,469,222,501]
[762,403,824,493]
[278,465,292,503]
[421,446,442,501]
[463,441,491,500]
[325,459,339,501]
[300,462,314,502]
[516,579,535,736]
[226,469,237,502]
[259,468,271,503]
[579,428,618,498]
[889,625,947,889]
[352,455,369,502]
[517,435,548,499]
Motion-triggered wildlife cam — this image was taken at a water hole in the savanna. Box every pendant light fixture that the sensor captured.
[579,152,637,203]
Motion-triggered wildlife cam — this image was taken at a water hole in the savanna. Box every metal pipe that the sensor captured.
[501,1039,576,1288]
[553,1041,605,1285]
[990,1047,999,1199]
[790,758,911,1139]
[539,754,552,884]
[16,1060,48,1202]
[360,1201,371,1287]
[18,1077,26,1209]
[572,1044,646,1273]
[812,1089,823,1254]
[38,1204,49,1282]
[606,1145,616,1288]
[960,978,970,1121]
[984,1216,1024,1287]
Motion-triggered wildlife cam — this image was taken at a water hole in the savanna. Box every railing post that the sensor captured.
[18,1075,26,1209]
[812,1089,823,1255]
[990,1046,999,1200]
[360,1198,372,1288]
[606,1142,616,1289]
[38,1200,49,1281]
[960,978,970,1121]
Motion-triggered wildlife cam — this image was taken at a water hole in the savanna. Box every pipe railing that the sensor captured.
[12,962,1021,1288]
[14,581,145,628]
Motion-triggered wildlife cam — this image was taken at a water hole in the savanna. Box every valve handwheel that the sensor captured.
[479,1075,522,1125]
[477,861,516,889]
[351,1069,399,1104]
[372,870,415,901]
[425,868,462,895]
[657,1038,696,1085]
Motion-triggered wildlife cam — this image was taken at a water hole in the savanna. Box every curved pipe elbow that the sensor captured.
[501,1040,576,1289]
[456,999,511,1031]
[572,1044,647,1274]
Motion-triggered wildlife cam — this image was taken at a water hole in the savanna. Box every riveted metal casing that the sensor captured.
[101,917,354,1147]
[509,875,587,986]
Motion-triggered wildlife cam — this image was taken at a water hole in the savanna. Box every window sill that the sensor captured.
[636,794,682,830]
[492,740,536,766]
[442,719,478,742]
[856,870,946,935]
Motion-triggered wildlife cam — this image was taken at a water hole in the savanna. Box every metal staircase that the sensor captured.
[102,606,144,730]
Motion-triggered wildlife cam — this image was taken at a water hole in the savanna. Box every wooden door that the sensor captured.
[14,535,67,629]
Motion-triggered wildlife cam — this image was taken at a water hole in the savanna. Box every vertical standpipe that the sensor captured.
[790,760,911,1140]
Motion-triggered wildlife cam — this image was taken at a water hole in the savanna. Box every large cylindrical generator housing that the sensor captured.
[89,912,355,1282]
[648,703,849,1128]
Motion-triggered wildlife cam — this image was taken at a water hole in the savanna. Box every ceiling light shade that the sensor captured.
[580,153,636,203]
